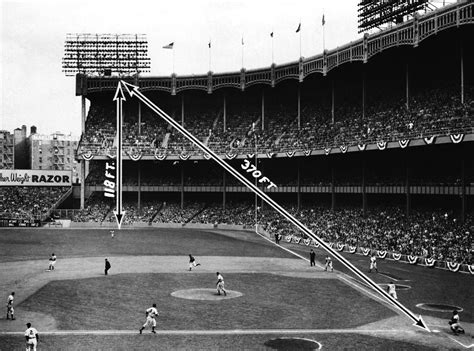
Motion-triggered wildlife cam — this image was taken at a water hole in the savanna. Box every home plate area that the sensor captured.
[171,288,243,300]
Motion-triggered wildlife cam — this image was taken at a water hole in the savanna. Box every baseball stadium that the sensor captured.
[1,1,474,350]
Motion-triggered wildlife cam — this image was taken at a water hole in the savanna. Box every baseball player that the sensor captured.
[387,282,397,300]
[48,253,57,271]
[188,254,201,271]
[310,249,316,267]
[449,310,465,335]
[139,303,159,334]
[216,272,227,296]
[369,254,378,273]
[324,255,333,272]
[6,292,15,320]
[110,230,115,239]
[25,322,39,351]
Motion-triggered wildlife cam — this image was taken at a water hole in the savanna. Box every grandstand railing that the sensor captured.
[78,1,474,95]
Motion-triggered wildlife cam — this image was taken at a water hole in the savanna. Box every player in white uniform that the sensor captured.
[6,292,15,320]
[449,310,465,335]
[216,272,227,296]
[369,255,378,273]
[25,322,39,351]
[324,256,333,272]
[139,304,159,334]
[188,254,201,271]
[387,282,397,300]
[48,253,57,271]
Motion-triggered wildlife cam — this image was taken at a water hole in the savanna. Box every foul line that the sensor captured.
[0,328,405,336]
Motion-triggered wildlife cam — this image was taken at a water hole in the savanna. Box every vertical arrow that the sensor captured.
[121,81,430,332]
[113,83,126,229]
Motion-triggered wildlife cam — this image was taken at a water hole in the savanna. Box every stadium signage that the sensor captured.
[0,170,71,186]
[103,161,116,198]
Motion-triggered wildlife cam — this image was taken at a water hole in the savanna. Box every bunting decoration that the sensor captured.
[106,149,115,159]
[423,136,436,145]
[348,246,357,254]
[179,152,191,161]
[376,250,387,259]
[303,150,311,156]
[329,242,334,249]
[408,255,418,264]
[399,139,410,148]
[266,152,274,158]
[312,239,320,248]
[324,147,331,155]
[450,134,464,144]
[339,145,348,153]
[377,141,387,150]
[362,248,371,256]
[294,237,301,244]
[336,243,345,251]
[447,261,461,272]
[247,153,255,159]
[154,149,167,160]
[286,235,292,243]
[129,150,142,161]
[230,138,241,149]
[286,151,295,158]
[81,150,94,161]
[468,264,474,275]
[203,152,211,160]
[392,252,402,260]
[226,152,237,160]
[357,144,366,151]
[304,238,311,246]
[424,257,436,267]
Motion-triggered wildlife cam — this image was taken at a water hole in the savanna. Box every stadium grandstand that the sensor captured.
[70,3,472,268]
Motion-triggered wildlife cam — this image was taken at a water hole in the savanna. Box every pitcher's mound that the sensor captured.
[171,288,243,300]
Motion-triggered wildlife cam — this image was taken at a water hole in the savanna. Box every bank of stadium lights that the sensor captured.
[62,34,151,77]
[357,0,430,33]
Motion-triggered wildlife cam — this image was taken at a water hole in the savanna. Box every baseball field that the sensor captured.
[0,227,472,350]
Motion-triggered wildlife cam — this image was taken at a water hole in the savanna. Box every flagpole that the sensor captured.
[322,13,326,52]
[172,46,175,74]
[271,31,274,64]
[299,19,302,58]
[241,35,244,68]
[209,40,211,72]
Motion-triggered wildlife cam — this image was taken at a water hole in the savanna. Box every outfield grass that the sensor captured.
[18,273,394,330]
[0,228,293,262]
[0,333,440,351]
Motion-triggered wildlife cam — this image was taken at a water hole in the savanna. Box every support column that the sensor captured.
[181,95,185,126]
[461,156,466,223]
[80,96,86,209]
[137,163,141,212]
[405,63,410,109]
[297,159,301,210]
[331,163,336,211]
[331,80,335,124]
[180,164,184,209]
[80,160,85,209]
[362,71,366,120]
[297,84,301,129]
[223,94,227,132]
[138,102,142,135]
[362,159,367,216]
[405,162,411,217]
[222,170,226,210]
[460,43,464,104]
[261,89,265,131]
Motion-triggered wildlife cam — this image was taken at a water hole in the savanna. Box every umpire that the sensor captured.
[105,258,111,275]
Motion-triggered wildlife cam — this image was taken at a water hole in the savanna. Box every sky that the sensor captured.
[1,0,361,136]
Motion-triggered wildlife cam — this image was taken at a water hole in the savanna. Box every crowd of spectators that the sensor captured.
[78,85,473,157]
[0,187,69,220]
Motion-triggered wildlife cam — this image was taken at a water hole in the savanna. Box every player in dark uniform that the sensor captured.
[310,249,316,266]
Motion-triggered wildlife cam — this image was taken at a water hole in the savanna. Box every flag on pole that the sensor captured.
[162,42,174,49]
[322,14,325,26]
[296,23,301,33]
[208,41,211,48]
[270,32,273,37]
[241,36,244,45]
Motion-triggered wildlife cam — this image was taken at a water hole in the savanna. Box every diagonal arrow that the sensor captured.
[113,83,126,229]
[121,80,430,332]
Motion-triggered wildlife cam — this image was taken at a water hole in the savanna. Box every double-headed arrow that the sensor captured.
[113,84,126,229]
[121,80,430,332]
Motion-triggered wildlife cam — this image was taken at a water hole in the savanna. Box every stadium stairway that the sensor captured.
[148,202,164,225]
[185,203,208,224]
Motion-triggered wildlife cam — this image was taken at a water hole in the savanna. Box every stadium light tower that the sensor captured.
[62,33,151,77]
